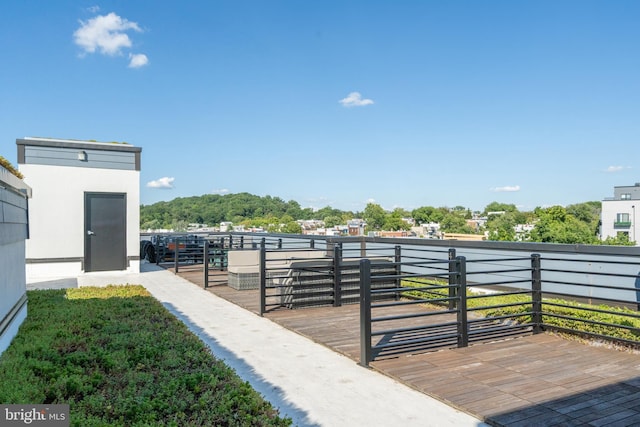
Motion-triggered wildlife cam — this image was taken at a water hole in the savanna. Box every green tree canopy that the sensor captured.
[383,208,411,231]
[486,213,517,241]
[529,205,597,244]
[483,202,518,215]
[363,203,387,231]
[440,213,474,234]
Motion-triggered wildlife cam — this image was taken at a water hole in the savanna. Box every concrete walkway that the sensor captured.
[27,264,487,427]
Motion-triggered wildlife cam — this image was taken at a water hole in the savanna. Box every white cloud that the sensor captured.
[147,177,175,189]
[211,188,229,195]
[74,12,143,56]
[339,92,374,107]
[604,165,630,173]
[491,185,521,192]
[128,53,148,68]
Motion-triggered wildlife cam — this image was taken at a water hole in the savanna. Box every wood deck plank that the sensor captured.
[170,265,640,426]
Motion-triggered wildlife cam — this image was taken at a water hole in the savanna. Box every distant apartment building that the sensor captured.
[378,230,410,238]
[298,219,325,233]
[411,222,441,239]
[347,219,366,236]
[600,183,640,245]
[219,221,233,232]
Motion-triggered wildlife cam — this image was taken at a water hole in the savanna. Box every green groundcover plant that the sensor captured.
[0,286,291,426]
[403,279,640,344]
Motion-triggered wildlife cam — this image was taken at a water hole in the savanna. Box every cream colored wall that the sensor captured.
[601,200,639,244]
[20,164,140,277]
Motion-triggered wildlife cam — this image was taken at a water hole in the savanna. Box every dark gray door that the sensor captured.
[85,192,127,272]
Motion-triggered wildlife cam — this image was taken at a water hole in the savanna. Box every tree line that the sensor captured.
[140,193,633,245]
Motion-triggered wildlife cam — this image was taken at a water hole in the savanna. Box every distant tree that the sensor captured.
[323,215,342,228]
[528,206,596,244]
[383,216,411,231]
[440,213,474,234]
[314,206,344,220]
[285,200,303,219]
[363,203,387,231]
[141,219,161,231]
[392,207,411,218]
[601,232,636,246]
[383,208,411,231]
[486,213,516,241]
[411,206,434,224]
[171,220,188,232]
[566,201,601,237]
[451,206,472,218]
[299,207,316,220]
[282,220,302,234]
[483,202,518,214]
[411,206,445,224]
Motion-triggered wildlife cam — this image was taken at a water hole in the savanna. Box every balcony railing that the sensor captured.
[614,221,632,228]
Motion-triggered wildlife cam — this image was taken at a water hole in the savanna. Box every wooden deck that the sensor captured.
[171,265,640,426]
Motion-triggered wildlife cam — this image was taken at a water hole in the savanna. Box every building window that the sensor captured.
[617,213,630,222]
[621,193,631,200]
[615,213,631,228]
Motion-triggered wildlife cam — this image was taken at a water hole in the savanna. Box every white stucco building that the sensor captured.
[600,183,640,245]
[17,137,142,279]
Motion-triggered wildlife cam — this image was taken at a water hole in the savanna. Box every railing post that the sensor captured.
[259,238,266,316]
[456,256,468,348]
[220,237,226,271]
[448,248,456,310]
[333,243,343,307]
[203,240,209,288]
[155,236,160,265]
[360,238,367,258]
[394,245,402,301]
[239,236,244,249]
[228,234,233,249]
[310,239,315,249]
[174,237,180,274]
[531,253,542,334]
[359,259,372,367]
[277,238,283,249]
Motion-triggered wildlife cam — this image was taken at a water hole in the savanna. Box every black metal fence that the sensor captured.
[359,253,540,366]
[142,232,640,365]
[258,240,399,314]
[145,233,238,287]
[358,247,640,366]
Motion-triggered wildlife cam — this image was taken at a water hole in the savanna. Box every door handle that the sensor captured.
[87,230,95,236]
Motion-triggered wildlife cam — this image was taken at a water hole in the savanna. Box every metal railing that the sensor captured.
[537,254,640,347]
[258,240,398,314]
[146,233,235,287]
[358,247,640,366]
[359,252,540,366]
[143,232,640,364]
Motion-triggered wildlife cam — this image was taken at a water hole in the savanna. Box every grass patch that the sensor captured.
[402,279,640,344]
[0,285,291,426]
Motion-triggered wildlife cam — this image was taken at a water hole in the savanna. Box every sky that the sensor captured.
[1,1,639,214]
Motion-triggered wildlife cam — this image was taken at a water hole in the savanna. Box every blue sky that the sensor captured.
[2,1,639,213]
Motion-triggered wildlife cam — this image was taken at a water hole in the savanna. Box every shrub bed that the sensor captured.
[402,279,640,345]
[0,286,291,426]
